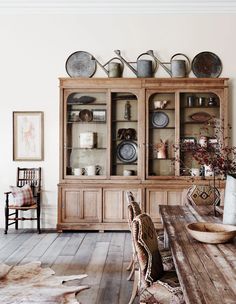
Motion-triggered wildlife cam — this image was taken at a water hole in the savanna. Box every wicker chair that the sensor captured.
[126,191,142,275]
[132,213,185,304]
[126,191,174,304]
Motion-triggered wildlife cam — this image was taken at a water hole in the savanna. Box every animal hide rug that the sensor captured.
[0,261,89,303]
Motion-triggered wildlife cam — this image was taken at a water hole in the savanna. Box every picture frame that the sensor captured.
[13,111,44,161]
[92,109,106,122]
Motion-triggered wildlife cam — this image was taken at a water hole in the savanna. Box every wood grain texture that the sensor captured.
[160,204,236,304]
[0,230,138,304]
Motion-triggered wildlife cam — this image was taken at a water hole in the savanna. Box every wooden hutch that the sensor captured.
[57,78,228,231]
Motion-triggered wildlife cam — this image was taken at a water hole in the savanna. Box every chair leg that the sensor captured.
[15,210,18,230]
[128,270,139,304]
[4,206,9,234]
[37,207,41,234]
[127,257,134,271]
[127,262,136,281]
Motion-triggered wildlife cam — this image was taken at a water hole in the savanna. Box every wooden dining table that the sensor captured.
[159,203,236,304]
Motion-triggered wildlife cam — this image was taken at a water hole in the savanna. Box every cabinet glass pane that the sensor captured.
[111,92,138,176]
[66,91,107,177]
[179,92,220,176]
[148,93,175,177]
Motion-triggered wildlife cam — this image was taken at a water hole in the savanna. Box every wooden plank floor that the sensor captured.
[0,229,139,304]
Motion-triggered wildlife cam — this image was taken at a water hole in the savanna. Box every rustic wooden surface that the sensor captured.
[160,204,236,304]
[0,230,139,304]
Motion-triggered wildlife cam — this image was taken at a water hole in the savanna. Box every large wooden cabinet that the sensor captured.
[57,78,228,231]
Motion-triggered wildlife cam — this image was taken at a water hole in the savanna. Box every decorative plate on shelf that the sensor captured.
[152,111,169,128]
[191,51,222,78]
[190,112,212,122]
[79,109,93,122]
[116,140,138,163]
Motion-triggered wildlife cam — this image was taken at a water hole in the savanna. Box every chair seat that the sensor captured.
[9,203,37,210]
[140,271,185,304]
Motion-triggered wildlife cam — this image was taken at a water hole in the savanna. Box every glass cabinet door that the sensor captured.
[110,92,139,177]
[179,92,220,177]
[65,91,107,178]
[147,92,176,177]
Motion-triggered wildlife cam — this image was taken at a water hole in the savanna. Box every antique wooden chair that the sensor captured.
[4,167,41,234]
[131,213,185,304]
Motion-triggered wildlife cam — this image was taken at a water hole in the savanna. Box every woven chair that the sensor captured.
[126,191,174,304]
[132,213,185,304]
[4,167,41,234]
[126,191,142,275]
[127,200,142,304]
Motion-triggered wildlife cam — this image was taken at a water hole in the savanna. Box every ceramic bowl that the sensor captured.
[186,222,236,244]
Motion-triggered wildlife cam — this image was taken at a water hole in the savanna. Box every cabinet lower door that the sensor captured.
[62,188,102,223]
[146,189,183,223]
[103,188,142,223]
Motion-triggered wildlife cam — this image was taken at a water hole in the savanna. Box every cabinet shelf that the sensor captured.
[112,139,137,142]
[112,120,138,123]
[66,147,107,150]
[150,108,175,112]
[182,121,209,125]
[149,126,175,129]
[67,103,107,106]
[182,106,219,109]
[114,162,138,165]
[67,121,106,124]
[149,158,175,161]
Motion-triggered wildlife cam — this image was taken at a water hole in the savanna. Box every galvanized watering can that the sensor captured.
[96,57,124,78]
[114,50,157,78]
[146,50,191,78]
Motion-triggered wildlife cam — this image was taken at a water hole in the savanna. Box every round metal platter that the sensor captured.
[116,140,138,163]
[152,111,169,128]
[191,51,222,78]
[65,51,97,78]
[79,109,93,122]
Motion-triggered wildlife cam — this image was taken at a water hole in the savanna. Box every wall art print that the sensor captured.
[13,111,44,161]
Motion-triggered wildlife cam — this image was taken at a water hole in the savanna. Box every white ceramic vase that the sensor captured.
[223,175,236,225]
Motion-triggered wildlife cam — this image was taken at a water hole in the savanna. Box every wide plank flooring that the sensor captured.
[0,229,139,304]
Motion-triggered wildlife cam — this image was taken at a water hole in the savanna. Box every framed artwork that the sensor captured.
[13,111,44,161]
[92,109,106,122]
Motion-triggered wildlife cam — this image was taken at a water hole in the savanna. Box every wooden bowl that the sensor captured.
[186,222,236,244]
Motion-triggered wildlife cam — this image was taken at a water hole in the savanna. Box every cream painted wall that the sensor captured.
[0,13,235,229]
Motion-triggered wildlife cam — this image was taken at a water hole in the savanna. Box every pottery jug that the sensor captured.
[85,165,101,176]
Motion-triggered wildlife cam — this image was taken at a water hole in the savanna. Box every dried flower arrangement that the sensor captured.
[174,117,236,216]
[174,118,236,178]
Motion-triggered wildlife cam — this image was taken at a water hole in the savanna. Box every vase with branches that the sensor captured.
[174,117,236,216]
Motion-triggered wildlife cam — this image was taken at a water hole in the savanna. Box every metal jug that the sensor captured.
[96,57,124,78]
[146,50,191,78]
[114,50,157,78]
